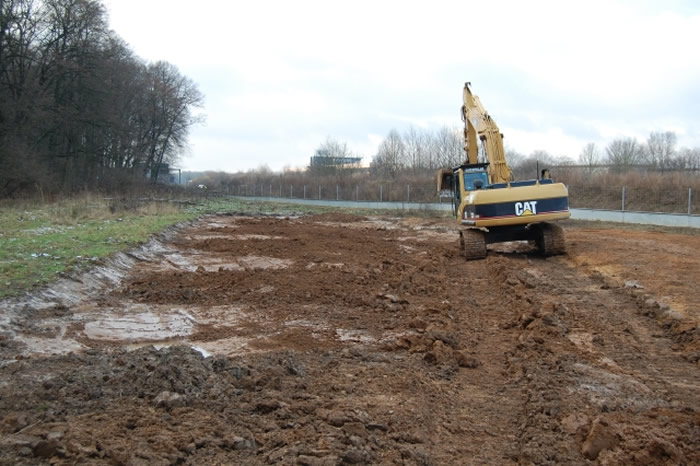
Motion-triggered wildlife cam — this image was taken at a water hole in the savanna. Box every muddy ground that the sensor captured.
[0,213,698,465]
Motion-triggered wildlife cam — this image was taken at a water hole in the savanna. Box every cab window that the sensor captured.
[464,172,488,191]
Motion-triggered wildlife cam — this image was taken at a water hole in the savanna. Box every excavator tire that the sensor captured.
[460,229,487,260]
[536,223,566,256]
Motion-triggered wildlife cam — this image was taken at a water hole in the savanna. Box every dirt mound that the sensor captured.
[0,345,477,465]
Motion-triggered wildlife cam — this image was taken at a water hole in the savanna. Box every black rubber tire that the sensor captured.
[460,229,487,260]
[536,223,566,256]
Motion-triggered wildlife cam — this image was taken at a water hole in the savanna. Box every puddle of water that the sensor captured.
[194,256,293,272]
[305,262,344,270]
[84,309,195,341]
[233,234,284,240]
[285,319,329,333]
[17,335,85,355]
[204,221,232,229]
[196,336,254,357]
[199,263,244,272]
[189,234,237,240]
[336,328,376,344]
[163,253,198,268]
[142,254,293,273]
[238,255,293,270]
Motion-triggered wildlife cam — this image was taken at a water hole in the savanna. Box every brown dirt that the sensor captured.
[0,213,698,465]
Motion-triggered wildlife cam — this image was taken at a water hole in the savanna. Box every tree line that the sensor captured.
[0,0,204,197]
[365,126,700,180]
[319,126,568,180]
[577,132,700,172]
[196,127,700,194]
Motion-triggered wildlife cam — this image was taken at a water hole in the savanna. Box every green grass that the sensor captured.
[1,195,443,299]
[200,198,450,218]
[0,199,196,298]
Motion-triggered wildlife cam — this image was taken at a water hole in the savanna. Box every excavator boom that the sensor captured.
[462,82,512,183]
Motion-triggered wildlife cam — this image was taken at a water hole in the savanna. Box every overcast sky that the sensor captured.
[103,0,700,172]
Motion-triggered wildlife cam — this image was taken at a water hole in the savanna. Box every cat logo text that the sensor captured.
[515,201,538,217]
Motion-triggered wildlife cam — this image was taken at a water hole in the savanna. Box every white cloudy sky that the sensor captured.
[103,0,700,172]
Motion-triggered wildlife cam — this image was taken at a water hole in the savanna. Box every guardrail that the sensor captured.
[234,196,700,229]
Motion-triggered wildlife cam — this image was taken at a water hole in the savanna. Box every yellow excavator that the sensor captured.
[438,82,570,260]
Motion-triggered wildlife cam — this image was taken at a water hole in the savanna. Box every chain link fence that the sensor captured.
[230,183,697,215]
[568,186,695,215]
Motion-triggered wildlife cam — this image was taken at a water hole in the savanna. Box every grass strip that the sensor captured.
[0,195,446,298]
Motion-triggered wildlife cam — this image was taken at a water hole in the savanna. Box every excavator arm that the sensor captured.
[461,83,512,183]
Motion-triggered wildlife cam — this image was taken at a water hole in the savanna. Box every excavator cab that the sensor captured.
[461,164,489,191]
[437,163,490,193]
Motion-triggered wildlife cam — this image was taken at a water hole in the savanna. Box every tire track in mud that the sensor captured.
[481,252,699,464]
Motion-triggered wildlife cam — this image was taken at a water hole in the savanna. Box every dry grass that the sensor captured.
[193,168,700,214]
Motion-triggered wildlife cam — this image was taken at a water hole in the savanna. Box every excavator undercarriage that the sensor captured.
[458,223,566,260]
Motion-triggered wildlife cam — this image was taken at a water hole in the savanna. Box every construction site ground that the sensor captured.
[0,212,698,465]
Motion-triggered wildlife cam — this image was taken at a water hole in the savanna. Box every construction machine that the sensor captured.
[438,82,570,260]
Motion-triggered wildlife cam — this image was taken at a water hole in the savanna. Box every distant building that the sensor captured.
[309,155,362,168]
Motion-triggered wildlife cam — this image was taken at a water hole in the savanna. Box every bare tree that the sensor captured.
[504,146,525,167]
[605,137,642,170]
[403,125,428,171]
[675,147,700,170]
[645,131,677,170]
[578,142,601,171]
[510,150,554,179]
[371,129,404,178]
[432,126,463,168]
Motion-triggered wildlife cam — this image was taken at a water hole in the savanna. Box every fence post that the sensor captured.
[689,188,693,215]
[269,185,272,197]
[621,186,626,211]
[356,185,359,201]
[290,185,293,198]
[279,184,282,197]
[380,185,383,202]
[303,185,306,199]
[336,185,339,201]
[319,186,321,199]
[407,184,410,202]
